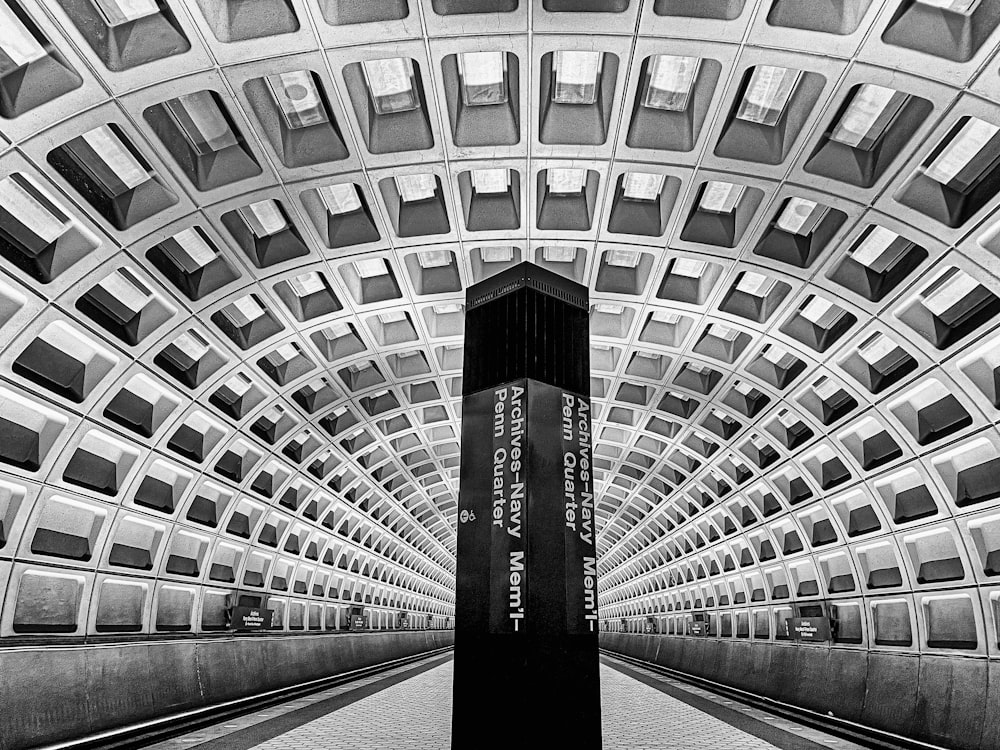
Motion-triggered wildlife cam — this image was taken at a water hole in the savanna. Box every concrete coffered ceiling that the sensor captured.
[1,0,1000,652]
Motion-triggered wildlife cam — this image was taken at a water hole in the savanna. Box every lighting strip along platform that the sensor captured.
[600,648,949,750]
[43,645,455,750]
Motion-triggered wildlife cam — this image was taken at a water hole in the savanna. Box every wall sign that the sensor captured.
[232,606,269,631]
[789,616,832,642]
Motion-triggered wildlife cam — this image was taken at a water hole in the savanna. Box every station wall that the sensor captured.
[0,629,454,750]
[601,631,997,750]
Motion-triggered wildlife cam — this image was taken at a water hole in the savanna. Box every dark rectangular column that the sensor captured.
[453,263,600,749]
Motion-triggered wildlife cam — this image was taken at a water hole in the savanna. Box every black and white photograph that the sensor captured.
[0,1,996,749]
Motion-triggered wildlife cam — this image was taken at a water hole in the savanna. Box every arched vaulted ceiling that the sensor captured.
[2,0,1000,644]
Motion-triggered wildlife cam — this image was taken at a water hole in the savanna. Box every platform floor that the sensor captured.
[148,653,868,750]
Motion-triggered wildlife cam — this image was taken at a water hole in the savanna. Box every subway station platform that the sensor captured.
[145,652,868,750]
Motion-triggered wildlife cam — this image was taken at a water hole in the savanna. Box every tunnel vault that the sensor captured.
[0,2,999,748]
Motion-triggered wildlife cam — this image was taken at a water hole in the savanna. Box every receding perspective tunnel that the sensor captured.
[1,0,1000,749]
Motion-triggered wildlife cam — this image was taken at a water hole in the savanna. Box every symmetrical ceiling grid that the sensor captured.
[3,0,1000,650]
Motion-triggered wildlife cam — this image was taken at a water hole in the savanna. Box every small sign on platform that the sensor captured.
[690,622,709,636]
[350,614,368,630]
[233,607,269,631]
[789,616,831,642]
